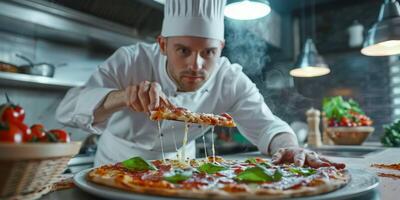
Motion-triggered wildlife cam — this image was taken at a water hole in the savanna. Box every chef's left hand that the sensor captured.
[271,147,346,169]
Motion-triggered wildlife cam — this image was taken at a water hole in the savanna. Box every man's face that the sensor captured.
[158,36,224,92]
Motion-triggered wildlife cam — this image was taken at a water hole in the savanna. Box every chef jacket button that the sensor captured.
[174,94,178,97]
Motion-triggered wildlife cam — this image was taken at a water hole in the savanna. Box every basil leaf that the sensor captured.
[235,166,284,182]
[289,168,317,176]
[164,169,192,183]
[121,156,156,171]
[197,163,227,174]
[272,168,283,181]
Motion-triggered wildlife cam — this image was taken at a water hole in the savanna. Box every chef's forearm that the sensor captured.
[269,132,299,155]
[93,90,126,124]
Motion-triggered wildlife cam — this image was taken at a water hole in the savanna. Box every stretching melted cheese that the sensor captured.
[157,121,166,162]
[181,122,189,163]
[201,126,208,159]
[211,126,216,163]
[156,121,216,165]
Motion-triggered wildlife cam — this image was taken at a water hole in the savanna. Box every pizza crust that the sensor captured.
[87,167,350,199]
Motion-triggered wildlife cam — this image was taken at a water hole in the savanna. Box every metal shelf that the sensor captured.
[0,71,84,90]
[0,0,149,49]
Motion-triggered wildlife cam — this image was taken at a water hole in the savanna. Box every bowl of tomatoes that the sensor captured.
[0,100,81,199]
[323,96,374,145]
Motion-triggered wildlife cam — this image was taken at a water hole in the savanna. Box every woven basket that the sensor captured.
[326,126,375,145]
[0,142,81,199]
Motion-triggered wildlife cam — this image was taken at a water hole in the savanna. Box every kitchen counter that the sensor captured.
[40,146,400,200]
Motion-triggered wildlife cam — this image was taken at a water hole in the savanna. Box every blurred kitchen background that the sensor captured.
[0,0,398,168]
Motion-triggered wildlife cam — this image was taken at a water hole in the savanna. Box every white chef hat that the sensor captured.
[161,0,226,41]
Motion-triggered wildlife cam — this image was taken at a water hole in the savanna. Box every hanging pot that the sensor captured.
[19,63,56,77]
[16,54,65,77]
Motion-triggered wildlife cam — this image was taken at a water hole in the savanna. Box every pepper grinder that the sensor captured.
[306,108,322,147]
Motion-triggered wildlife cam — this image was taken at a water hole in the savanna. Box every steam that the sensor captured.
[222,18,314,122]
[223,19,270,76]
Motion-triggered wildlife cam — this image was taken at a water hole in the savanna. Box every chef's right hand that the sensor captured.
[125,81,174,112]
[271,147,346,169]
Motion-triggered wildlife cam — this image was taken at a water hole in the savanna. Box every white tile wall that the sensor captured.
[390,58,400,120]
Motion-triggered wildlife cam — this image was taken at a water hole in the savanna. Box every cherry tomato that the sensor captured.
[328,118,338,127]
[13,121,32,142]
[1,106,18,123]
[48,129,70,143]
[0,122,23,143]
[340,117,351,127]
[361,119,373,126]
[0,104,24,123]
[13,105,25,122]
[30,124,46,142]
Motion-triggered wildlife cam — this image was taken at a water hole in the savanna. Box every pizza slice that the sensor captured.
[149,106,236,127]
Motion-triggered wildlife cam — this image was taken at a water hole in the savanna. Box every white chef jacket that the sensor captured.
[56,42,296,166]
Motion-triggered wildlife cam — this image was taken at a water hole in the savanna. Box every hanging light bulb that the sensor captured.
[290,38,330,77]
[290,0,330,78]
[224,0,271,20]
[361,0,400,56]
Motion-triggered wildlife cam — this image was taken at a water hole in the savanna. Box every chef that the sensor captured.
[56,0,343,169]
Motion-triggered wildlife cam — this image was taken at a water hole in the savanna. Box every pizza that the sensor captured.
[89,107,349,198]
[149,106,236,127]
[87,156,350,199]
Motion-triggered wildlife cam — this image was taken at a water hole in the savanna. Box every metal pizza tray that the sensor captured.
[74,168,379,200]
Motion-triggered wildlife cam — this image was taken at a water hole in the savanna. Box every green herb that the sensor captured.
[235,166,282,182]
[245,158,258,164]
[259,162,272,168]
[381,120,400,147]
[289,168,317,176]
[164,169,192,183]
[121,156,156,171]
[322,96,364,121]
[272,168,283,181]
[348,99,364,114]
[197,163,227,174]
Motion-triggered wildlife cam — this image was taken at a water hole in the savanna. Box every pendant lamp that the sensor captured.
[290,38,330,77]
[361,0,400,56]
[224,0,271,20]
[290,0,330,77]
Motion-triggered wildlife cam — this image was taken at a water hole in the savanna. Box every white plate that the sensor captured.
[74,168,379,200]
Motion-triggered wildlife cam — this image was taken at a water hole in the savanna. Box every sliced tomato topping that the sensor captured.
[221,113,233,120]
